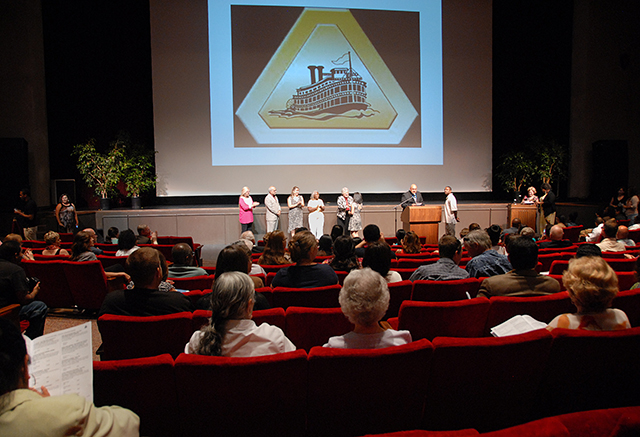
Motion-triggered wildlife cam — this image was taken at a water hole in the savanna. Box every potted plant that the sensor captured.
[122,146,156,209]
[496,150,536,203]
[73,139,125,210]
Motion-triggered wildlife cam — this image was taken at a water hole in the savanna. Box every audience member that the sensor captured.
[82,228,103,255]
[596,219,626,252]
[240,230,263,253]
[409,235,469,282]
[575,244,602,258]
[355,224,383,257]
[115,229,140,257]
[14,188,37,241]
[3,234,34,261]
[538,225,573,249]
[70,231,99,261]
[555,215,568,228]
[362,241,401,283]
[548,256,630,331]
[168,243,208,278]
[105,226,119,244]
[582,216,605,242]
[501,218,522,239]
[0,318,140,435]
[520,226,536,240]
[395,228,406,246]
[41,231,70,256]
[0,241,46,339]
[624,187,639,225]
[271,231,338,288]
[136,224,158,245]
[486,224,506,255]
[397,230,421,255]
[463,230,512,278]
[566,212,579,227]
[127,251,174,292]
[477,236,561,298]
[330,236,359,272]
[330,224,344,242]
[468,223,481,232]
[632,257,640,290]
[459,227,470,241]
[185,271,295,356]
[232,239,266,277]
[617,225,636,247]
[216,244,265,290]
[316,234,333,256]
[257,230,291,265]
[99,247,193,317]
[324,268,412,349]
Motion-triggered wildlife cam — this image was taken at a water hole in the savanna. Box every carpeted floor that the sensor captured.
[44,314,102,361]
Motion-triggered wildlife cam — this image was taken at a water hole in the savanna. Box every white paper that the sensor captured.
[26,322,93,402]
[490,315,548,337]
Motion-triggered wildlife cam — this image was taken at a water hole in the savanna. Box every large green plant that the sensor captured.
[122,145,156,197]
[532,139,568,185]
[73,139,125,199]
[496,150,536,194]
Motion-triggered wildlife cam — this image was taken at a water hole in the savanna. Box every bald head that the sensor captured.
[82,228,98,243]
[410,184,417,194]
[512,218,521,228]
[549,225,564,241]
[617,225,629,240]
[171,243,193,266]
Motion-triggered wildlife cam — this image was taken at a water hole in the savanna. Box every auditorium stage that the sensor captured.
[95,201,599,246]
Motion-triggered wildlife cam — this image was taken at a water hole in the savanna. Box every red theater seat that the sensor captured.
[613,288,640,327]
[63,261,110,311]
[424,330,553,432]
[412,278,481,302]
[307,339,433,436]
[21,260,75,308]
[191,307,286,332]
[170,274,214,291]
[385,280,414,319]
[284,306,354,351]
[271,284,341,309]
[174,350,308,436]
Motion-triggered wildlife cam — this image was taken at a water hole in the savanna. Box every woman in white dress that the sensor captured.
[307,191,325,240]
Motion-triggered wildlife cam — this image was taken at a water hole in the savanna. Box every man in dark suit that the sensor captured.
[539,225,574,249]
[401,184,423,209]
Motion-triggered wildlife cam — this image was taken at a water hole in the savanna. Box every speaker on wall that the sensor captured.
[591,140,628,201]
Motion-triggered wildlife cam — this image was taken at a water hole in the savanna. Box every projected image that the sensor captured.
[209,1,443,165]
[235,8,419,146]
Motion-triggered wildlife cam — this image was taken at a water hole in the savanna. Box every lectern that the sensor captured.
[507,204,537,230]
[401,206,442,244]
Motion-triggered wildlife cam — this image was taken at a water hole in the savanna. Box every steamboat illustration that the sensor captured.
[269,52,376,119]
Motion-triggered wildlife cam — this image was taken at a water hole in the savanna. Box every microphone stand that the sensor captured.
[395,197,415,232]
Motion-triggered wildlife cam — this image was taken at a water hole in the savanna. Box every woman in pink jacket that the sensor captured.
[239,186,259,232]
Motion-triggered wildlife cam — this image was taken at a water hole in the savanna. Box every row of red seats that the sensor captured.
[97,288,640,361]
[93,327,640,436]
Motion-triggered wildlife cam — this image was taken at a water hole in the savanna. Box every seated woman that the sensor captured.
[115,229,139,257]
[70,231,130,281]
[41,231,70,256]
[316,234,333,257]
[271,231,338,288]
[324,268,412,349]
[548,256,631,331]
[257,230,291,265]
[396,230,422,255]
[362,241,402,283]
[329,235,359,272]
[105,226,119,244]
[185,271,295,357]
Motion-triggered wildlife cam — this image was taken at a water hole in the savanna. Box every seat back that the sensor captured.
[284,306,354,351]
[97,312,194,360]
[628,228,640,243]
[307,339,433,436]
[271,284,341,309]
[63,261,109,310]
[385,280,413,319]
[0,304,21,328]
[535,327,640,419]
[174,350,308,436]
[549,259,570,275]
[139,244,174,262]
[21,260,75,308]
[605,257,637,272]
[170,275,214,291]
[537,253,561,272]
[390,268,416,281]
[613,288,640,327]
[563,225,584,243]
[616,271,636,291]
[484,292,574,335]
[396,258,437,269]
[259,263,294,273]
[192,307,286,332]
[424,330,553,432]
[412,277,481,301]
[32,254,69,261]
[398,297,491,340]
[97,255,128,270]
[93,354,177,437]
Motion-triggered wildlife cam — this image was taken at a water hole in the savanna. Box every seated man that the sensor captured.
[409,235,469,281]
[501,218,522,239]
[355,224,386,258]
[167,243,208,278]
[581,216,605,242]
[464,230,512,278]
[0,318,139,435]
[478,236,561,298]
[82,228,103,255]
[0,241,47,339]
[538,225,574,249]
[136,224,158,245]
[617,225,636,247]
[99,247,194,317]
[240,230,264,253]
[596,219,626,252]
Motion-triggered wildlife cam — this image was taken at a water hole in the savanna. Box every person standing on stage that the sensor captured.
[14,188,37,241]
[307,191,325,240]
[287,186,304,237]
[337,187,354,236]
[401,184,423,209]
[264,186,281,233]
[239,186,259,233]
[536,182,556,233]
[444,186,459,236]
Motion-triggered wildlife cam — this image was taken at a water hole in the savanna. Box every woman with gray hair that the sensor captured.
[185,271,295,357]
[324,268,412,349]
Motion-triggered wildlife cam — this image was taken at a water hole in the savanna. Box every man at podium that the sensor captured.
[401,184,423,209]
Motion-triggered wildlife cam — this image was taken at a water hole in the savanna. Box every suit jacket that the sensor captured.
[401,191,423,209]
[478,269,561,298]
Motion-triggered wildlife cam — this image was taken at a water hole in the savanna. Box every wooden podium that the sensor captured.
[507,204,537,230]
[401,205,442,244]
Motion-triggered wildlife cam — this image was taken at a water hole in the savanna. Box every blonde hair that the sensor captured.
[563,257,619,313]
[44,231,61,246]
[402,231,422,254]
[3,234,23,244]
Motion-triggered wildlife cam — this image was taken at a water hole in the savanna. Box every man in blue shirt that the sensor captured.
[464,230,512,278]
